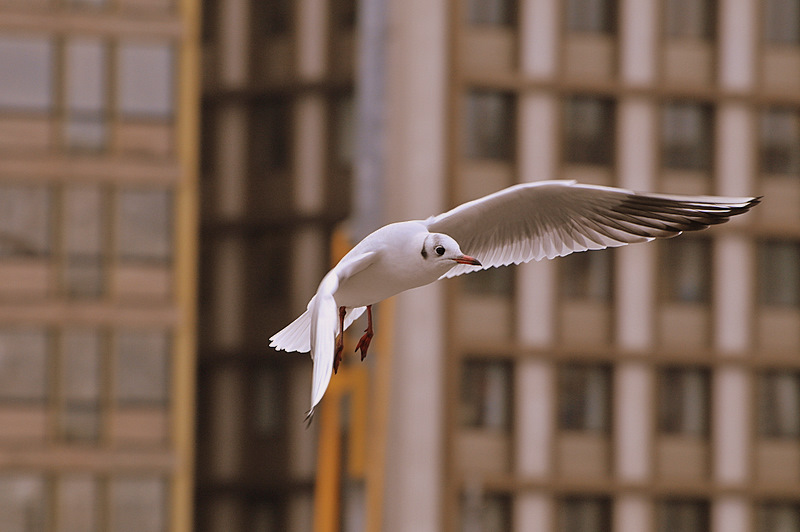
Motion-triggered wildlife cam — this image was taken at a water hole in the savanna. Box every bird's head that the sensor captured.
[420,233,482,270]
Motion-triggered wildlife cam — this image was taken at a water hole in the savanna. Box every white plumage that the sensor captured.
[270,180,760,420]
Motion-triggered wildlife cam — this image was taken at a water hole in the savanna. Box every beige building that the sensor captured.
[0,0,198,531]
[0,0,798,531]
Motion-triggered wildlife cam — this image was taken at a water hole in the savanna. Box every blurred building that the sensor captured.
[196,0,800,531]
[0,0,198,531]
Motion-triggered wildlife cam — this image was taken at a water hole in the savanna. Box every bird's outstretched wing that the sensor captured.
[426,180,760,278]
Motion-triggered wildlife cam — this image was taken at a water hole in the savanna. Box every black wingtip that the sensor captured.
[303,408,315,428]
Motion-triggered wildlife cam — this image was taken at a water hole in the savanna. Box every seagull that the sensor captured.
[270,180,760,420]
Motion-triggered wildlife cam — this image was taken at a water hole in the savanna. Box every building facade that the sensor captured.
[0,0,198,531]
[196,0,800,531]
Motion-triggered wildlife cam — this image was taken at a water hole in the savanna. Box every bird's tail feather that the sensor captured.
[269,301,366,354]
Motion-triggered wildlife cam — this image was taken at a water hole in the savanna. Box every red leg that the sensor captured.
[333,306,346,374]
[355,305,374,361]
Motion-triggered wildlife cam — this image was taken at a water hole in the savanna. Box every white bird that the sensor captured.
[270,180,760,420]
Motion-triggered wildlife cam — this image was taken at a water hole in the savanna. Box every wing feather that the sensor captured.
[426,180,760,279]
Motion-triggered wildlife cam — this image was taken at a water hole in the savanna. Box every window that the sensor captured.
[117,42,174,118]
[560,248,613,301]
[662,102,713,171]
[764,0,800,44]
[0,184,51,257]
[0,475,48,532]
[60,329,102,441]
[558,497,612,532]
[464,90,516,160]
[758,502,800,532]
[565,0,616,33]
[758,240,800,307]
[558,364,611,432]
[332,93,355,167]
[466,0,517,26]
[563,96,615,166]
[462,267,514,297]
[661,237,711,303]
[114,330,170,405]
[665,0,715,39]
[460,359,512,430]
[109,477,167,532]
[250,98,293,172]
[657,499,710,532]
[65,38,108,151]
[760,108,800,176]
[57,475,99,532]
[115,189,173,263]
[0,35,53,111]
[658,367,710,436]
[257,0,293,35]
[63,185,106,298]
[461,492,512,532]
[758,371,800,438]
[0,328,49,402]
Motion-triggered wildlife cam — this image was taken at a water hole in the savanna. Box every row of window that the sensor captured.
[0,33,175,154]
[461,360,800,439]
[465,92,800,176]
[0,183,173,299]
[0,473,167,532]
[464,238,800,309]
[466,0,800,45]
[0,326,170,443]
[462,494,800,532]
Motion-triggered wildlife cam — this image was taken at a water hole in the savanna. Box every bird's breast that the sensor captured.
[333,257,442,308]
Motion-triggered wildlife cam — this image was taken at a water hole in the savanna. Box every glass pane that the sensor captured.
[757,502,800,532]
[250,98,292,171]
[461,492,512,532]
[559,497,612,532]
[764,0,800,44]
[0,328,48,401]
[657,500,710,532]
[460,359,512,430]
[65,38,108,151]
[466,0,516,25]
[117,42,174,118]
[661,238,711,303]
[60,329,101,441]
[758,372,800,438]
[760,108,800,175]
[560,248,613,301]
[57,475,98,532]
[64,185,104,256]
[563,96,615,166]
[115,330,169,404]
[109,477,166,532]
[665,0,715,39]
[115,189,172,262]
[662,102,713,171]
[0,35,53,111]
[0,184,51,257]
[332,93,355,167]
[559,364,611,432]
[464,90,516,160]
[658,367,709,436]
[566,0,616,33]
[463,267,514,297]
[63,185,105,298]
[0,475,48,532]
[759,240,800,307]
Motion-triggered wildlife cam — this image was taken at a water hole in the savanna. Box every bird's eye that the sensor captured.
[435,245,445,256]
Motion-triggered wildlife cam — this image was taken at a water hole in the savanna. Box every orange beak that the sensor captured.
[453,254,482,266]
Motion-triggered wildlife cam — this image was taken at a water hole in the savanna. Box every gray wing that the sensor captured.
[425,180,760,278]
